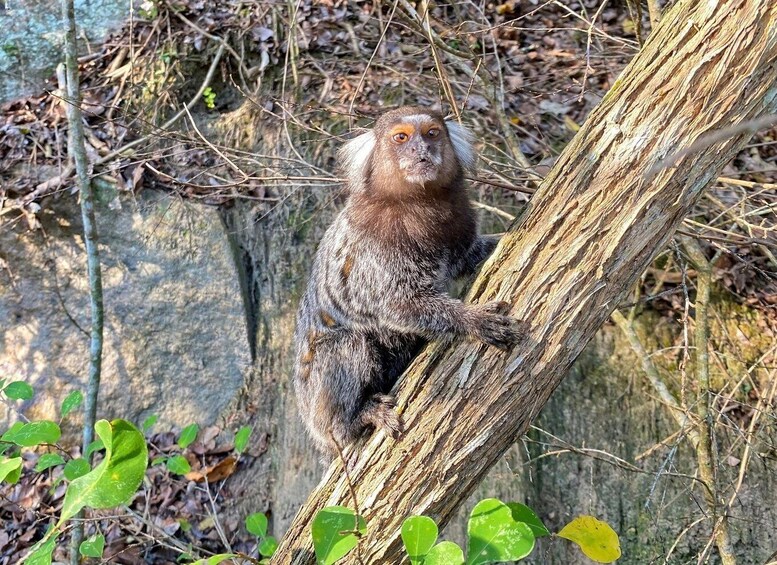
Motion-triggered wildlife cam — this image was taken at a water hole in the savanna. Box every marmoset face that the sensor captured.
[338,106,476,196]
[386,113,449,186]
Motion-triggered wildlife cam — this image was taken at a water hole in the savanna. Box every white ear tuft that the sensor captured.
[338,131,376,190]
[445,120,477,172]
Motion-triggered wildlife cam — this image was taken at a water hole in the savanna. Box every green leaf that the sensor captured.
[401,515,438,563]
[178,424,199,449]
[506,502,550,538]
[64,458,91,481]
[258,535,278,557]
[246,512,269,537]
[166,455,191,475]
[189,554,239,565]
[0,456,23,484]
[2,421,61,447]
[35,453,65,472]
[311,506,367,565]
[234,426,251,453]
[2,421,24,438]
[58,419,148,527]
[85,439,104,458]
[425,541,465,565]
[557,516,621,563]
[22,534,57,565]
[466,498,535,565]
[142,414,158,433]
[60,391,83,418]
[79,534,105,558]
[4,381,33,401]
[176,519,190,533]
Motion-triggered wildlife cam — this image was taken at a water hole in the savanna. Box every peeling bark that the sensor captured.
[272,0,777,561]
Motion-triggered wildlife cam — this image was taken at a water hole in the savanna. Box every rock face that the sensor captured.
[0,189,249,434]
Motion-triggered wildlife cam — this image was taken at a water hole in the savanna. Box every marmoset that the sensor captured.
[293,106,521,459]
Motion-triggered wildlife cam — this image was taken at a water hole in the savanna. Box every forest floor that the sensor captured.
[1,0,776,562]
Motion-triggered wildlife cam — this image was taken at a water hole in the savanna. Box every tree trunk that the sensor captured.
[272,0,777,561]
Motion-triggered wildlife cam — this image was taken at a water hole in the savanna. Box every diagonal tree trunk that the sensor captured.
[272,0,777,561]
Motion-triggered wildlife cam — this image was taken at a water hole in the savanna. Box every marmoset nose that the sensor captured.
[410,143,429,161]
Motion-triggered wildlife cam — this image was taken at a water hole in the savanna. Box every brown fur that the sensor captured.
[292,106,522,460]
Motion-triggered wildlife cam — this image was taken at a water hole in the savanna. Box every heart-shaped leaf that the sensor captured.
[246,512,268,538]
[258,535,278,557]
[425,541,465,565]
[79,534,105,557]
[0,456,23,484]
[178,424,199,449]
[141,414,158,433]
[60,391,83,418]
[507,502,550,538]
[466,498,535,565]
[4,381,33,401]
[35,453,65,473]
[557,515,621,563]
[311,506,366,565]
[166,455,191,475]
[234,426,251,454]
[64,458,90,481]
[401,515,438,563]
[58,419,148,526]
[2,421,61,447]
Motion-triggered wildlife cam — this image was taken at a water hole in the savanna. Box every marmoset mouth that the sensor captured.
[401,158,437,174]
[403,166,439,185]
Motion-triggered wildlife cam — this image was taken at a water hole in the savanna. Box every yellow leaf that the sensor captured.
[564,115,581,132]
[557,516,621,563]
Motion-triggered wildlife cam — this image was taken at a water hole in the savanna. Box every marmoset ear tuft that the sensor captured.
[445,121,477,172]
[338,131,376,190]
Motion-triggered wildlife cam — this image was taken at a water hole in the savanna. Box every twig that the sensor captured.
[183,105,249,181]
[716,176,777,190]
[611,309,700,448]
[396,0,541,184]
[647,0,662,30]
[420,0,459,117]
[202,478,233,553]
[648,114,777,177]
[329,432,365,565]
[682,218,776,248]
[470,200,516,221]
[578,0,609,101]
[680,236,737,565]
[467,175,537,195]
[724,364,777,516]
